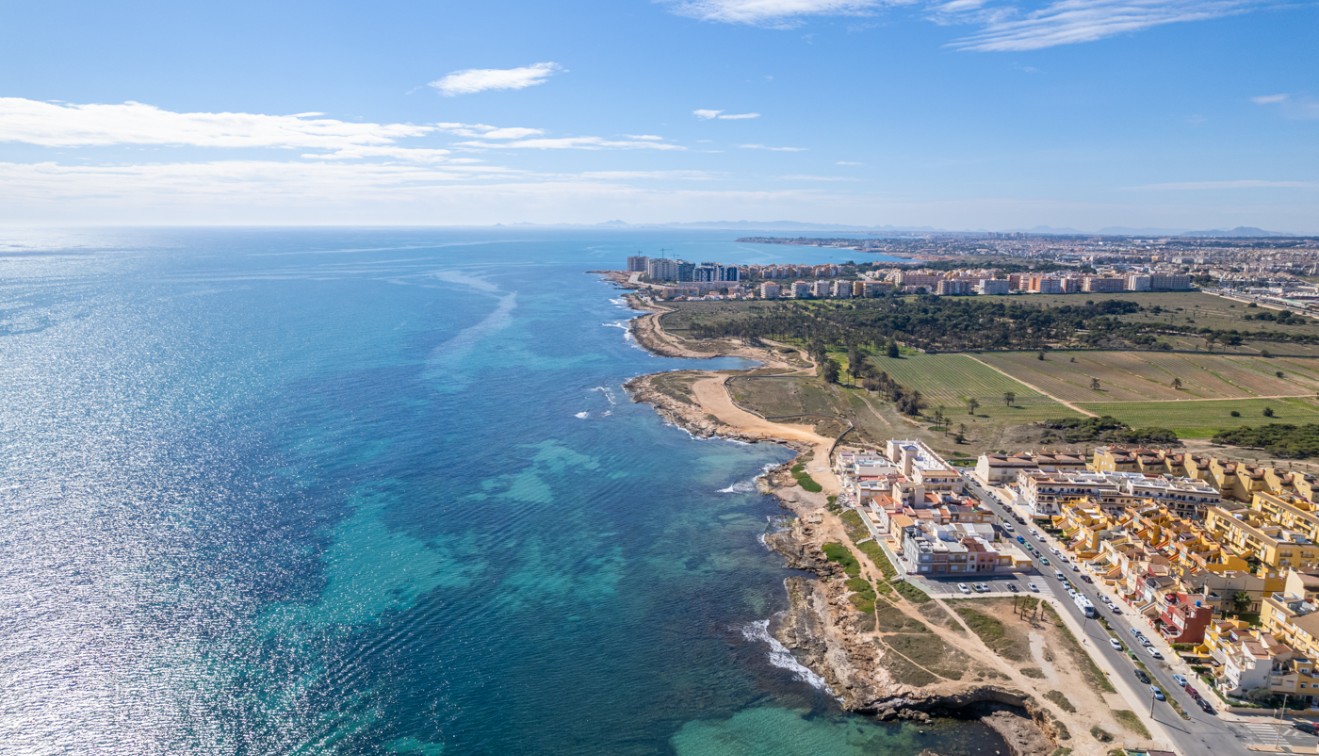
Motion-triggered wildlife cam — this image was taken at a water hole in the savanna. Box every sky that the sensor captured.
[1,0,1317,232]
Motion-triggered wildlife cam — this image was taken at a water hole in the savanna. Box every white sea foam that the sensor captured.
[609,297,629,307]
[575,411,590,419]
[602,320,629,330]
[740,619,831,693]
[718,479,758,494]
[592,386,618,406]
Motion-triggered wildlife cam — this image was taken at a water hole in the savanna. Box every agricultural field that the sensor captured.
[977,351,1319,403]
[1080,398,1319,439]
[866,353,1076,423]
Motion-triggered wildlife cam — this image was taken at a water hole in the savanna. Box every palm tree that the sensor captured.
[966,397,980,415]
[1171,377,1183,390]
[1090,377,1101,391]
[1003,391,1016,407]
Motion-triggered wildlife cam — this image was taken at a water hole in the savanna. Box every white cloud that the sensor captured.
[0,97,431,149]
[1128,179,1319,191]
[435,122,545,139]
[946,1,1253,52]
[693,108,762,120]
[740,143,807,152]
[1251,92,1319,120]
[429,62,562,96]
[455,136,685,151]
[836,160,864,166]
[1251,93,1289,105]
[668,0,887,25]
[780,174,862,181]
[625,134,667,141]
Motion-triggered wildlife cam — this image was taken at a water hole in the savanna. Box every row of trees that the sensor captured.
[684,296,1319,355]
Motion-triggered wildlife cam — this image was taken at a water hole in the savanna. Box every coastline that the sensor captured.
[608,276,1067,755]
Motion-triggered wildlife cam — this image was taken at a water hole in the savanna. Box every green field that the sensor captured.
[868,353,1074,421]
[1079,397,1319,438]
[978,351,1319,403]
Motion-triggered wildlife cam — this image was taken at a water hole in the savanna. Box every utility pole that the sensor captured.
[1150,689,1157,717]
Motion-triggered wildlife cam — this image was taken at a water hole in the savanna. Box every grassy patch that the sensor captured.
[952,603,1031,662]
[846,576,878,613]
[1042,603,1116,693]
[822,542,861,578]
[894,580,931,603]
[1113,709,1151,738]
[1020,666,1045,679]
[1089,726,1114,744]
[1045,690,1077,713]
[886,633,968,681]
[1081,397,1319,438]
[790,462,824,493]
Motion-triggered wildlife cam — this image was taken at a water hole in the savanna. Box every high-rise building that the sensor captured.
[626,255,649,273]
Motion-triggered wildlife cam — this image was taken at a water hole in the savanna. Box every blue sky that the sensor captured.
[2,0,1316,231]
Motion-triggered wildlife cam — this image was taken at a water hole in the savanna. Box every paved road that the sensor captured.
[960,472,1319,756]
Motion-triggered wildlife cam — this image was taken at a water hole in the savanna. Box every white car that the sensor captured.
[1110,638,1124,651]
[1028,582,1040,592]
[958,583,971,594]
[1147,647,1164,660]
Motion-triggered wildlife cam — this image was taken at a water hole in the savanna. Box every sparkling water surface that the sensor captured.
[0,229,1005,754]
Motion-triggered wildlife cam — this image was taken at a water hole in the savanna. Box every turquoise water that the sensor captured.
[0,229,1003,753]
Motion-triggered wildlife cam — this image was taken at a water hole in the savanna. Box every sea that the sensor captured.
[0,228,1008,754]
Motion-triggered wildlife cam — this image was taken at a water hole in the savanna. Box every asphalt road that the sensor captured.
[959,472,1319,755]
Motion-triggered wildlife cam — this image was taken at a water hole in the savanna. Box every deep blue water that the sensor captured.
[0,229,1004,754]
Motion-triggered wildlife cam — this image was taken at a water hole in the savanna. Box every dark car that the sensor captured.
[1198,698,1215,715]
[1134,669,1151,684]
[1184,683,1200,700]
[1293,722,1318,735]
[1007,583,1020,593]
[1080,574,1094,583]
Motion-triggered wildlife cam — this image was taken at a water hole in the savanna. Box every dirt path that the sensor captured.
[965,354,1099,417]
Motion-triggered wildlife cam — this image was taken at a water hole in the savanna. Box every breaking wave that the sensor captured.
[740,619,831,692]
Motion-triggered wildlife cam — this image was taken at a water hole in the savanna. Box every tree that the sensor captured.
[955,423,967,444]
[1003,391,1016,407]
[1263,406,1275,417]
[1232,591,1253,615]
[886,339,900,359]
[966,397,980,415]
[822,358,841,384]
[1276,371,1286,379]
[1037,350,1046,361]
[1171,377,1183,390]
[1090,377,1101,391]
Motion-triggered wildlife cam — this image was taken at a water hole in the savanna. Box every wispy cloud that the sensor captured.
[0,97,431,149]
[1128,179,1319,191]
[1251,92,1319,120]
[667,0,888,26]
[740,143,807,152]
[435,122,545,139]
[780,174,862,181]
[455,135,686,151]
[945,1,1254,52]
[836,160,864,166]
[693,108,761,120]
[429,62,562,96]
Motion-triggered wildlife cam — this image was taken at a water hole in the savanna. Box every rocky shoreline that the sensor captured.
[608,276,1060,755]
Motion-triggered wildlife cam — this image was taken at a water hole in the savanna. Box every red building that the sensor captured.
[1157,592,1214,644]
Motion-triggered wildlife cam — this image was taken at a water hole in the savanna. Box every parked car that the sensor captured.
[1294,722,1319,735]
[958,583,971,594]
[1198,698,1215,715]
[1072,564,1080,571]
[1109,638,1124,651]
[976,583,990,593]
[1016,535,1026,544]
[1148,648,1164,660]
[1080,574,1093,583]
[1134,669,1151,684]
[1039,557,1050,566]
[1111,606,1123,615]
[1185,683,1201,700]
[1028,583,1040,593]
[1172,674,1188,687]
[1007,583,1020,593]
[1151,685,1166,701]
[1130,628,1142,638]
